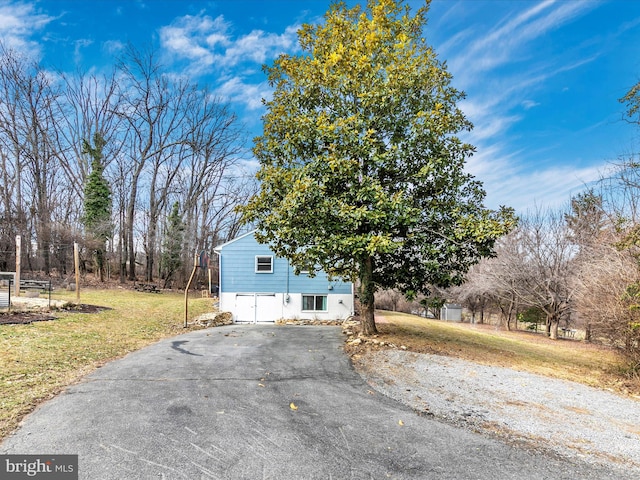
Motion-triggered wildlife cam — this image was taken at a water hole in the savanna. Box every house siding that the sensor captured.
[215,232,354,322]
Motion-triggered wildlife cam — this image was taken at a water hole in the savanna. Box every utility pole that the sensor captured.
[184,253,198,328]
[15,235,21,297]
[74,242,80,303]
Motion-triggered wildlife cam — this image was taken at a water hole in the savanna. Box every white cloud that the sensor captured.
[160,13,299,114]
[450,0,595,78]
[0,1,54,56]
[159,12,300,72]
[521,100,540,110]
[467,142,602,212]
[160,13,229,68]
[158,11,300,110]
[215,76,271,111]
[224,24,299,66]
[103,39,125,56]
[437,1,605,212]
[73,38,93,66]
[489,164,602,212]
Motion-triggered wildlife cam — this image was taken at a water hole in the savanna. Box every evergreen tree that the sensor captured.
[83,133,112,282]
[161,202,184,288]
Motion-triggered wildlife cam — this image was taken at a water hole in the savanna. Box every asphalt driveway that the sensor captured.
[0,325,629,479]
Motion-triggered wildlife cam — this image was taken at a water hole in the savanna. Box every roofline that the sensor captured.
[213,229,257,253]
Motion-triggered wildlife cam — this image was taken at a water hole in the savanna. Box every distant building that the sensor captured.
[441,303,462,322]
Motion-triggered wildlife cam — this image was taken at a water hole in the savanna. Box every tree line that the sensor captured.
[388,79,640,369]
[0,44,253,287]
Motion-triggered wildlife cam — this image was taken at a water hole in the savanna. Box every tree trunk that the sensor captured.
[119,208,127,283]
[549,314,559,340]
[126,166,144,281]
[359,256,377,335]
[584,323,591,342]
[127,201,136,280]
[96,248,105,282]
[145,216,157,282]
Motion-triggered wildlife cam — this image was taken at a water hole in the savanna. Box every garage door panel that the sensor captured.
[256,294,279,323]
[234,294,254,323]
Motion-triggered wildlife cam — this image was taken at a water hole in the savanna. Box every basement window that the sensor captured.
[302,295,327,312]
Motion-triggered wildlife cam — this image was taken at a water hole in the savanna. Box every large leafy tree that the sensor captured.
[241,0,515,334]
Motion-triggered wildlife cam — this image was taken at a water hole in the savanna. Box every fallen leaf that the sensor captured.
[289,402,298,411]
[258,383,265,388]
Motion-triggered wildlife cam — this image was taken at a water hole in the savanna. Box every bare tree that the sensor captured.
[0,46,62,274]
[113,46,247,283]
[515,209,578,339]
[0,43,249,284]
[115,46,205,281]
[576,154,640,367]
[481,232,527,331]
[53,69,124,197]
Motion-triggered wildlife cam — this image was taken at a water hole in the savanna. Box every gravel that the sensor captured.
[353,349,640,476]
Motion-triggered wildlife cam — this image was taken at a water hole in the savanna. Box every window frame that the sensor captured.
[255,255,273,273]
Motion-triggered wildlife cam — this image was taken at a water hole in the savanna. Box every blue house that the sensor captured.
[214,231,354,323]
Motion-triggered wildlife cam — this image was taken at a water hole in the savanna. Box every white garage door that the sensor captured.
[234,294,280,323]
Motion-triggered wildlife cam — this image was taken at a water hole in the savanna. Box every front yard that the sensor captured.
[0,289,213,440]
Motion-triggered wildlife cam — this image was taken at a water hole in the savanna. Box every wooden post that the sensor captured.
[74,242,80,303]
[14,235,21,297]
[184,254,198,328]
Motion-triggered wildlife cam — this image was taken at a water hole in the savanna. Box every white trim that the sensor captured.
[213,229,257,252]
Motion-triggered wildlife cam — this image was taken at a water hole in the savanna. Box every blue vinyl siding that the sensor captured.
[216,232,352,294]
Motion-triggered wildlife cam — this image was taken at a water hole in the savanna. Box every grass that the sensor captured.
[0,289,214,441]
[368,310,639,397]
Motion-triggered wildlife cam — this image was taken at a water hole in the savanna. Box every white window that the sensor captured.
[255,256,273,273]
[302,295,327,312]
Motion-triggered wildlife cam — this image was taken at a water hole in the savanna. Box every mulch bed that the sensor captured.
[0,312,57,325]
[0,304,110,325]
[58,304,111,314]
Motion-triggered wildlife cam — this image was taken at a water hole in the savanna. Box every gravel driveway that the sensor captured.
[352,349,640,476]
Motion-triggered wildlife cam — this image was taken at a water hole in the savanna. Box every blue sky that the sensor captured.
[2,0,640,212]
